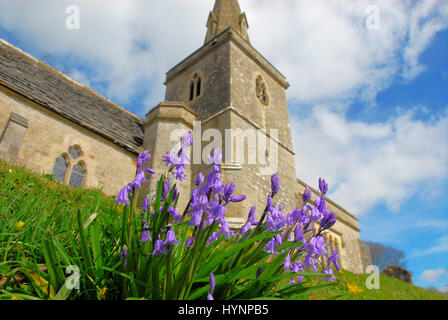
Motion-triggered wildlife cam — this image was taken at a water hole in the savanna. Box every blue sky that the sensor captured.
[0,0,447,292]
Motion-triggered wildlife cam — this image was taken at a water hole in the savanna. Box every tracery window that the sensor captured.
[51,145,86,188]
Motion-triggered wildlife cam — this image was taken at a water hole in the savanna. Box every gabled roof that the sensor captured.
[0,39,145,155]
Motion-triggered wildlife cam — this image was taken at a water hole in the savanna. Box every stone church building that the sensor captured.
[0,0,365,273]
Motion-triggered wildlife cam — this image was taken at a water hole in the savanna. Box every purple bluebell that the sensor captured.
[169,207,182,224]
[322,268,337,282]
[207,273,215,300]
[229,195,246,203]
[142,196,150,213]
[302,188,312,204]
[217,221,234,239]
[189,212,203,227]
[152,238,168,256]
[294,224,305,243]
[240,207,258,235]
[223,183,235,202]
[115,185,132,206]
[141,219,151,243]
[207,232,219,245]
[129,170,148,190]
[271,173,280,197]
[283,252,291,271]
[319,178,328,195]
[209,202,226,221]
[137,150,151,171]
[145,167,156,175]
[286,207,301,225]
[327,250,340,272]
[267,196,273,212]
[320,210,336,231]
[266,207,286,232]
[164,227,182,246]
[195,172,204,187]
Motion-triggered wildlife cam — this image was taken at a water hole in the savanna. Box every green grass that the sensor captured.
[0,159,446,300]
[306,269,448,300]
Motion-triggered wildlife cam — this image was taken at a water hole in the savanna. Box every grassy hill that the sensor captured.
[0,159,446,300]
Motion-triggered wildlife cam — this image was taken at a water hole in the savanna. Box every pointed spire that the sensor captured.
[205,0,250,44]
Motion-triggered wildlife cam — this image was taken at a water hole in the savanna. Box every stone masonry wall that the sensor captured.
[0,87,137,196]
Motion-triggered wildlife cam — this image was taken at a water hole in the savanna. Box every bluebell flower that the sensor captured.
[302,187,312,204]
[141,219,151,243]
[152,238,168,256]
[115,185,132,206]
[164,227,182,246]
[271,173,280,197]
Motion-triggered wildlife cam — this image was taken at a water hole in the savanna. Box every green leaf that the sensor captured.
[197,231,281,279]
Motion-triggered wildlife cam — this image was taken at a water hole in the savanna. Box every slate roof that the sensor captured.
[0,39,145,155]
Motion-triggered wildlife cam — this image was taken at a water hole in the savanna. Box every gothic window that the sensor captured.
[189,73,202,102]
[68,162,86,188]
[52,145,87,188]
[256,75,269,105]
[52,154,69,183]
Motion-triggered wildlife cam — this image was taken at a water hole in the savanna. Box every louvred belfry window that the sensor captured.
[189,73,202,102]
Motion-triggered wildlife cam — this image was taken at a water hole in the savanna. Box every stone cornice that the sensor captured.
[144,102,198,129]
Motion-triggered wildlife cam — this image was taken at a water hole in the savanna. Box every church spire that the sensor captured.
[205,0,250,44]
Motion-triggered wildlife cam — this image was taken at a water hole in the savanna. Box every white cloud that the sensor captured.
[411,235,448,258]
[291,106,448,215]
[0,0,447,113]
[420,268,448,282]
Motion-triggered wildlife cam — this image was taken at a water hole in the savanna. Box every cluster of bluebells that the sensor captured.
[268,177,340,283]
[185,148,247,247]
[115,130,340,286]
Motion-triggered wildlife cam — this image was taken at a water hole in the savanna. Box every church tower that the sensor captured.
[144,0,299,228]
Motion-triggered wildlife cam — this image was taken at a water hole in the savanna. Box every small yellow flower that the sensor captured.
[14,221,26,232]
[347,282,364,295]
[11,295,19,300]
[8,169,13,174]
[99,287,107,300]
[187,231,193,238]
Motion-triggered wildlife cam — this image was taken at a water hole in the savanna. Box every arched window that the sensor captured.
[68,145,82,159]
[68,162,86,188]
[189,73,202,102]
[52,155,68,183]
[51,146,87,188]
